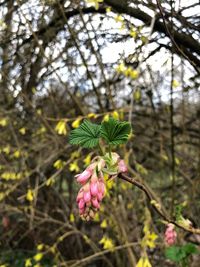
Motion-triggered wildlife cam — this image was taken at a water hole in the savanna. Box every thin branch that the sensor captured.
[118,173,200,235]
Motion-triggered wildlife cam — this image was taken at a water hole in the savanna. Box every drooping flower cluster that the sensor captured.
[76,159,106,220]
[164,223,177,245]
[75,153,128,220]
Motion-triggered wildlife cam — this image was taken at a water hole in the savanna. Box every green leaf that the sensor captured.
[165,246,186,262]
[69,120,101,148]
[100,117,131,146]
[165,243,198,263]
[182,243,198,255]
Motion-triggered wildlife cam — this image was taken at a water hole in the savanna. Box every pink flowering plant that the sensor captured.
[164,223,177,246]
[69,117,131,220]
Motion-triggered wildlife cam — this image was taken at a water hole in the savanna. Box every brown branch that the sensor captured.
[118,173,200,235]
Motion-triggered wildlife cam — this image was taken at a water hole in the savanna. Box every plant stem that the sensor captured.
[108,145,112,158]
[98,143,104,156]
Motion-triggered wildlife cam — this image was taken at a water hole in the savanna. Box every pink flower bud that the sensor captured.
[78,198,85,209]
[92,198,100,209]
[118,160,128,173]
[165,223,177,245]
[97,191,103,201]
[83,191,91,203]
[76,169,92,184]
[90,182,99,196]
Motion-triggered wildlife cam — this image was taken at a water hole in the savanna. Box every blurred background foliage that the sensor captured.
[0,0,200,266]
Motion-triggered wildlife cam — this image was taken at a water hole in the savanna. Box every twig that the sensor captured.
[118,173,200,235]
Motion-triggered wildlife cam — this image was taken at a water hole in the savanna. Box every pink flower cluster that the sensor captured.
[76,160,106,220]
[164,223,177,245]
[75,154,128,220]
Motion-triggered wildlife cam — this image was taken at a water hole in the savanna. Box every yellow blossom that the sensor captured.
[1,172,22,180]
[175,157,180,165]
[70,213,75,223]
[172,79,180,88]
[87,113,97,119]
[26,189,34,202]
[134,89,141,102]
[72,117,82,128]
[112,110,119,120]
[136,257,152,267]
[53,159,65,170]
[49,245,56,254]
[37,244,44,251]
[103,114,110,122]
[115,14,124,23]
[130,69,139,79]
[0,118,7,127]
[69,161,80,173]
[115,62,125,73]
[25,258,32,267]
[70,150,80,160]
[100,219,108,228]
[33,253,43,262]
[45,176,55,187]
[99,235,114,250]
[93,212,100,222]
[84,154,91,166]
[13,150,21,158]
[2,146,10,154]
[86,0,103,10]
[130,27,137,39]
[106,6,111,13]
[55,120,67,135]
[19,127,26,135]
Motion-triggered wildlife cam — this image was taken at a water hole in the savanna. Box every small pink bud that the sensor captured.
[165,223,177,245]
[76,169,92,184]
[97,191,103,201]
[78,198,85,209]
[90,182,99,196]
[118,160,128,173]
[92,198,100,209]
[83,191,91,203]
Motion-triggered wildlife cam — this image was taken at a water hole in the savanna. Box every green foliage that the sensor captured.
[69,120,101,148]
[101,118,131,146]
[165,243,198,263]
[69,117,131,149]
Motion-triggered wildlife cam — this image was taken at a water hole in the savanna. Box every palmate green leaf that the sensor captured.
[69,120,101,148]
[165,246,186,262]
[165,243,198,263]
[101,117,131,145]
